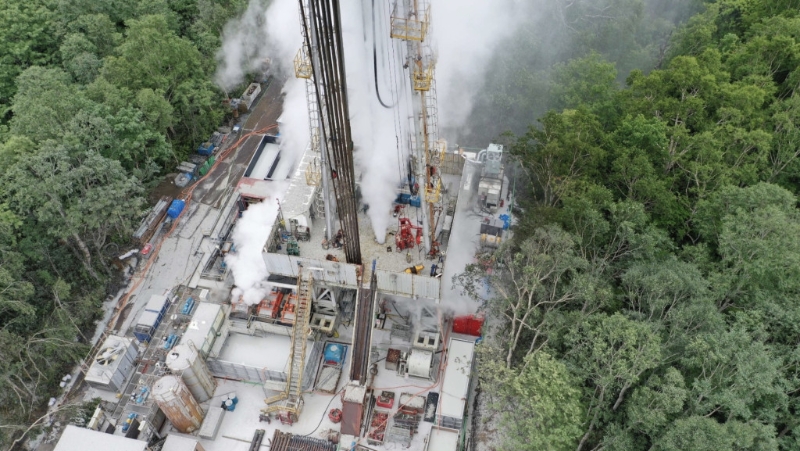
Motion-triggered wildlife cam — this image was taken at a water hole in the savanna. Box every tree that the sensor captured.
[681,326,787,423]
[102,14,224,154]
[562,313,663,451]
[655,416,778,451]
[624,368,688,439]
[9,67,90,143]
[511,109,607,208]
[621,258,707,323]
[2,144,145,279]
[459,225,588,368]
[0,0,58,110]
[489,352,584,451]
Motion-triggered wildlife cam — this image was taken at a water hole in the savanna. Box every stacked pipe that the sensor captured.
[270,430,338,451]
[298,0,362,265]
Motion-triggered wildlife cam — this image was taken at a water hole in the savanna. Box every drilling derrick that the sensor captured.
[390,0,445,256]
[297,0,362,265]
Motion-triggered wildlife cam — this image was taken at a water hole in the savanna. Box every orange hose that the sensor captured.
[107,124,279,333]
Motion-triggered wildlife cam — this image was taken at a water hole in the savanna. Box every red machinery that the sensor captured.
[257,290,283,319]
[453,313,486,336]
[376,391,395,409]
[328,408,342,423]
[367,412,389,445]
[396,218,422,251]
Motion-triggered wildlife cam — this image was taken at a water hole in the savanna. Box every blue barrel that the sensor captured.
[167,199,185,219]
[409,195,421,208]
[324,343,344,365]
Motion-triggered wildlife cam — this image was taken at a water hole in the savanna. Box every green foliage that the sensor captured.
[0,0,59,111]
[484,351,584,451]
[466,1,800,450]
[0,1,242,444]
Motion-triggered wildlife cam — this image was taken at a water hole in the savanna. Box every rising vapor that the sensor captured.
[225,195,281,305]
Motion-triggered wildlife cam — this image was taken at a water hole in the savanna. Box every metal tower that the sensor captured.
[296,0,362,265]
[390,0,445,255]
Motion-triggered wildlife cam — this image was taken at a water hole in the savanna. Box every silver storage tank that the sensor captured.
[166,343,216,402]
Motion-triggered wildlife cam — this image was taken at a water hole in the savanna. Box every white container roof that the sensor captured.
[145,294,169,313]
[136,310,160,328]
[426,426,459,451]
[54,425,147,451]
[162,434,201,451]
[182,303,222,348]
[439,338,475,420]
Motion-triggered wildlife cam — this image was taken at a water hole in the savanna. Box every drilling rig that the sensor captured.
[264,0,448,427]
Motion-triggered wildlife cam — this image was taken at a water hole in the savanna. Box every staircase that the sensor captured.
[262,271,313,421]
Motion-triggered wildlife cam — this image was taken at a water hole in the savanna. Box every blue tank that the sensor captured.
[324,343,344,365]
[167,199,185,219]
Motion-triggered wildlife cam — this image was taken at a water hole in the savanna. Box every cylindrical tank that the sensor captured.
[152,375,203,433]
[166,343,216,402]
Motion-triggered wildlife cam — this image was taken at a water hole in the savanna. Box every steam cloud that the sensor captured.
[215,0,308,170]
[339,0,408,244]
[215,0,525,314]
[432,0,531,130]
[225,196,282,305]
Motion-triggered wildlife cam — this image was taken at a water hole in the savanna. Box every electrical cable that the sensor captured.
[106,122,279,333]
[390,301,408,323]
[372,0,395,109]
[300,384,347,437]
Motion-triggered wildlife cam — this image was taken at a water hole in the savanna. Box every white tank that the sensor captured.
[166,343,216,402]
[152,375,203,433]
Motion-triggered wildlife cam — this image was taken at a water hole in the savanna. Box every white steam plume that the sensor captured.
[214,0,271,93]
[432,0,530,130]
[225,195,282,305]
[215,0,308,170]
[341,0,406,243]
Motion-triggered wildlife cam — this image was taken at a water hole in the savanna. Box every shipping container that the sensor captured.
[452,314,485,336]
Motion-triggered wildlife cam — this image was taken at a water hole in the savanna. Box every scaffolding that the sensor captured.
[390,0,430,41]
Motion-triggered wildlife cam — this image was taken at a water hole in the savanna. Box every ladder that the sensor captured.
[262,271,313,419]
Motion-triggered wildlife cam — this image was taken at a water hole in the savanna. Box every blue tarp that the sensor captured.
[324,343,345,365]
[499,214,511,230]
[197,142,215,156]
[167,199,185,219]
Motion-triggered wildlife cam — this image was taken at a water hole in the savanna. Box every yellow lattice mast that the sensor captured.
[390,0,444,256]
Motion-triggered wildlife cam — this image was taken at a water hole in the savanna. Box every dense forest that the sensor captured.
[461,0,800,450]
[0,0,246,445]
[2,0,800,449]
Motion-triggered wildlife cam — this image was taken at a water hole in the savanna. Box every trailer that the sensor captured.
[130,294,172,342]
[132,197,171,245]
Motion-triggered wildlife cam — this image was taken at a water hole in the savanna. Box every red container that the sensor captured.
[453,314,484,336]
[376,391,395,409]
